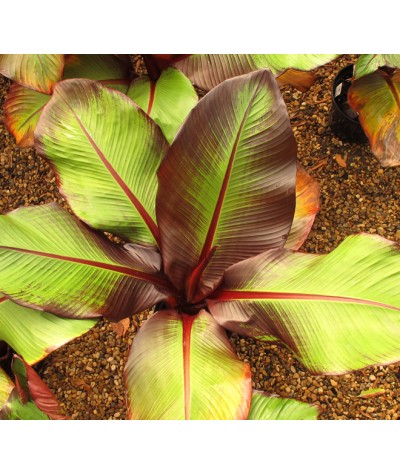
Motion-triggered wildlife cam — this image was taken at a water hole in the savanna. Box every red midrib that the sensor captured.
[147,82,156,115]
[0,245,169,289]
[182,315,194,420]
[65,101,161,248]
[0,296,7,304]
[198,86,259,264]
[211,290,400,311]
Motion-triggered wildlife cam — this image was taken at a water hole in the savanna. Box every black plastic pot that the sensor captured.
[329,64,367,143]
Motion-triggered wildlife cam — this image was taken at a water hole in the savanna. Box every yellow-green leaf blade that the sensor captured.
[248,391,319,420]
[348,69,400,167]
[209,234,400,374]
[0,293,97,364]
[0,203,167,319]
[0,54,64,93]
[35,78,168,246]
[125,310,252,420]
[0,367,14,408]
[127,67,198,143]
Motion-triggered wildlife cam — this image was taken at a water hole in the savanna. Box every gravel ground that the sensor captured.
[1,55,400,420]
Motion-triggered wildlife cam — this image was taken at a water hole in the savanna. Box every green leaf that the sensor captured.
[348,69,400,167]
[125,310,252,419]
[0,398,50,420]
[4,82,50,147]
[0,293,97,364]
[0,367,13,408]
[354,54,400,79]
[157,69,297,301]
[126,67,198,143]
[285,164,320,250]
[0,54,64,93]
[0,203,168,319]
[248,391,319,420]
[208,234,400,374]
[35,79,168,246]
[173,54,338,91]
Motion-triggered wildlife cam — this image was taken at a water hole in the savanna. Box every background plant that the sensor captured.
[0,54,338,148]
[347,54,400,167]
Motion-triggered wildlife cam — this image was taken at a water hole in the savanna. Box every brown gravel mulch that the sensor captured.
[1,55,400,420]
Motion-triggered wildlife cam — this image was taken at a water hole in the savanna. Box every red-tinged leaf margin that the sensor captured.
[285,163,320,250]
[4,83,50,148]
[12,355,68,419]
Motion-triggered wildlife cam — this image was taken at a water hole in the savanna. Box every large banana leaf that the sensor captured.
[0,293,97,364]
[172,54,339,91]
[208,234,400,374]
[348,69,400,167]
[35,79,168,246]
[125,310,252,419]
[0,356,67,420]
[285,164,320,250]
[354,54,400,79]
[126,67,198,143]
[0,54,64,93]
[0,203,168,319]
[248,391,319,420]
[156,69,297,302]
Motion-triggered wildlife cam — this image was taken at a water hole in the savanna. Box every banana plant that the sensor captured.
[1,68,400,419]
[347,54,400,167]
